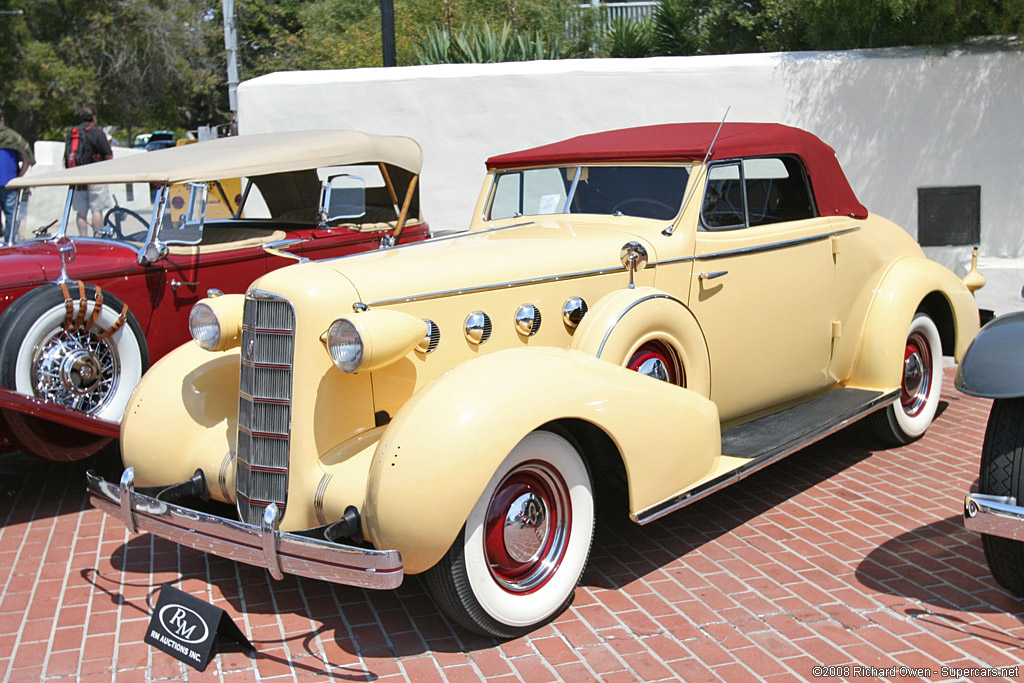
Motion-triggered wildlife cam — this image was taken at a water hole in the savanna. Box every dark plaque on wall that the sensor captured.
[917,185,980,246]
[145,585,252,671]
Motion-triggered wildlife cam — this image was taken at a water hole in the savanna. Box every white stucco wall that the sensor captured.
[238,44,1024,314]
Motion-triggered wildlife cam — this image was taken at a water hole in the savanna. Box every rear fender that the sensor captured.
[364,347,719,574]
[848,257,979,391]
[955,311,1024,398]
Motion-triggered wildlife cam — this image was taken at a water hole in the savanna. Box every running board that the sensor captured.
[634,387,898,525]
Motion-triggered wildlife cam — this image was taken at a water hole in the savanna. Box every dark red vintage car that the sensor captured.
[1,130,429,461]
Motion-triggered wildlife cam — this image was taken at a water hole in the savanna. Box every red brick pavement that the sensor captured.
[1,369,1022,681]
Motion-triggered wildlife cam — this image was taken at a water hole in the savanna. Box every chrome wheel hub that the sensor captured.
[636,356,669,382]
[903,352,924,398]
[31,327,119,413]
[900,333,931,417]
[503,492,549,563]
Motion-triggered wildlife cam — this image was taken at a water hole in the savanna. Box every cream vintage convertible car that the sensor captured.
[88,122,980,637]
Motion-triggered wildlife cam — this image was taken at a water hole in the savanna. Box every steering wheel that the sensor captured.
[611,198,678,219]
[102,206,150,241]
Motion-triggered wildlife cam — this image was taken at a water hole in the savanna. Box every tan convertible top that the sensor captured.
[9,130,423,188]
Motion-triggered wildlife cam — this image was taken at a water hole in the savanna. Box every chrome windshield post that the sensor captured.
[137,185,169,265]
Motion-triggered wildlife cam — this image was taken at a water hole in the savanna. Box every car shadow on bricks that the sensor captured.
[856,517,1024,625]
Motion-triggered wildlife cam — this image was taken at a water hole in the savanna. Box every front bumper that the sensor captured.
[87,468,403,590]
[964,492,1024,541]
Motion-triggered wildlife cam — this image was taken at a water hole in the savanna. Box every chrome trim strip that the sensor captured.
[633,388,899,525]
[315,475,332,526]
[367,263,628,307]
[964,493,1024,541]
[218,451,233,501]
[86,471,403,590]
[366,228,860,308]
[596,294,684,358]
[262,503,284,580]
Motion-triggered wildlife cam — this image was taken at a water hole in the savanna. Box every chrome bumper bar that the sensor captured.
[87,468,403,590]
[964,493,1024,541]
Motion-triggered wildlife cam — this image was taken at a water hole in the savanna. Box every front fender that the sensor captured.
[955,311,1024,398]
[120,341,239,497]
[849,256,979,391]
[364,347,719,574]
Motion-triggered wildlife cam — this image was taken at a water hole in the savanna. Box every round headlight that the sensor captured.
[327,318,364,372]
[189,303,220,350]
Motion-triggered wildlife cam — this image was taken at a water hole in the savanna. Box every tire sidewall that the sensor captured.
[0,284,148,423]
[892,313,943,439]
[462,430,594,630]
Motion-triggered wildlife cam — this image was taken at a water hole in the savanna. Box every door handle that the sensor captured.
[698,270,728,281]
[171,278,200,290]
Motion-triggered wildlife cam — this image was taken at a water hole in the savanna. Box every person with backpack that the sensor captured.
[0,106,35,238]
[64,105,112,236]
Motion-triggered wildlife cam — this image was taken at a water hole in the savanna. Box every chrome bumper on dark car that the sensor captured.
[86,468,403,590]
[964,493,1024,541]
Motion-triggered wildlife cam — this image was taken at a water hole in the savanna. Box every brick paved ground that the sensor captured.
[1,368,1023,682]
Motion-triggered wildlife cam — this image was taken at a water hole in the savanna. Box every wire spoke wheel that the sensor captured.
[31,326,120,414]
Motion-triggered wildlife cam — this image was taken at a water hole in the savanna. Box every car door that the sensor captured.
[686,156,836,423]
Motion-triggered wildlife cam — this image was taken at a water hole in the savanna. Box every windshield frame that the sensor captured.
[484,162,694,223]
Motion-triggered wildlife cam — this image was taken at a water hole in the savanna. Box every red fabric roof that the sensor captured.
[486,122,867,219]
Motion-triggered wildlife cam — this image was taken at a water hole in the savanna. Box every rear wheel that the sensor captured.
[425,430,594,638]
[869,312,942,445]
[978,398,1024,595]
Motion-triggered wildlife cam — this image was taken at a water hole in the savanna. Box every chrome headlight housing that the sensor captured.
[188,294,245,351]
[326,318,364,372]
[189,303,221,350]
[324,309,427,373]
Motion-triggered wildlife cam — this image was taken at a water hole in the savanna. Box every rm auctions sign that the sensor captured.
[145,585,252,671]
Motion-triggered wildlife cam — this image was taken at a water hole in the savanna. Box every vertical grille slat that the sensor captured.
[236,292,295,526]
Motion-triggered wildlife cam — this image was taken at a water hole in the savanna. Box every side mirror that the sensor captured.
[318,174,366,226]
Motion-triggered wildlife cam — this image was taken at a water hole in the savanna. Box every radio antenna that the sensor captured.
[663,106,730,237]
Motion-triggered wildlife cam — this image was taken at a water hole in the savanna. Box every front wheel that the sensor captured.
[978,398,1024,595]
[0,283,148,461]
[868,312,943,445]
[425,430,594,638]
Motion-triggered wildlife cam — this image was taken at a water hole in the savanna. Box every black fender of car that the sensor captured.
[955,311,1024,398]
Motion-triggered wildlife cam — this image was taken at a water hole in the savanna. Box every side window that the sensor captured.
[701,156,816,230]
[702,162,745,229]
[744,156,815,226]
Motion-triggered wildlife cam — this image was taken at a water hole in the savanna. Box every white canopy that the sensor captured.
[8,130,423,188]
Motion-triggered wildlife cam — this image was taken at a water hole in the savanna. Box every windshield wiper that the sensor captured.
[32,219,59,237]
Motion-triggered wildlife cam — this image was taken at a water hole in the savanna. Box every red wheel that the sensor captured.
[627,340,683,385]
[483,461,571,593]
[900,330,932,417]
[425,431,593,638]
[869,312,943,445]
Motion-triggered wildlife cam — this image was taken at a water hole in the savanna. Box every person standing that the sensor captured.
[0,106,36,237]
[64,105,113,236]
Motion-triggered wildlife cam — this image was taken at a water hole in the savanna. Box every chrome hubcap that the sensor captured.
[900,333,931,417]
[636,356,669,382]
[31,327,119,413]
[503,492,549,563]
[484,462,570,593]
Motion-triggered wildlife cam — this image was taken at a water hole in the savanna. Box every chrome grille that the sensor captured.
[237,291,295,526]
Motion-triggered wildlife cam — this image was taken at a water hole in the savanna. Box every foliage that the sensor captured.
[606,17,654,59]
[1,0,1021,144]
[413,21,564,64]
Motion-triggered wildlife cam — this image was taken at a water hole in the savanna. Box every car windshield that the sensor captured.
[488,165,691,221]
[8,179,271,246]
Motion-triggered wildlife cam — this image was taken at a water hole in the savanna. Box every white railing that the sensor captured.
[578,1,658,25]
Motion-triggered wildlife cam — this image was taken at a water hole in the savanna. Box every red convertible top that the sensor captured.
[486,122,867,219]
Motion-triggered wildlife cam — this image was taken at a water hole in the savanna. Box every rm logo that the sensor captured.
[159,604,209,644]
[145,585,252,672]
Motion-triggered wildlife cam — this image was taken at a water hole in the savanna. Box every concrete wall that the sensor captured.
[238,43,1024,313]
